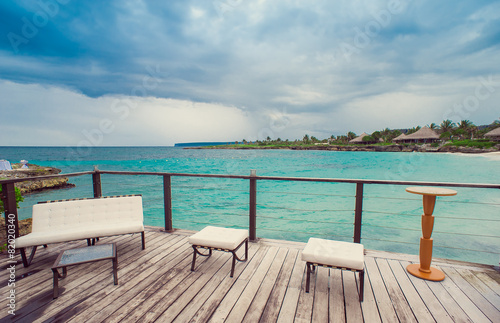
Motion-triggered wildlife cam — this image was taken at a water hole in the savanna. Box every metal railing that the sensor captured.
[2,168,499,260]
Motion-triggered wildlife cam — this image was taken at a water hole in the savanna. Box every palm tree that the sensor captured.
[407,126,421,135]
[371,131,382,142]
[337,135,348,143]
[303,134,310,144]
[346,132,356,141]
[458,120,473,130]
[428,123,439,130]
[388,129,402,141]
[440,120,456,134]
[458,120,475,139]
[380,128,391,142]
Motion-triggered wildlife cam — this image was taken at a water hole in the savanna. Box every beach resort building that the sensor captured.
[348,132,371,144]
[484,127,500,141]
[394,126,440,144]
[392,133,407,143]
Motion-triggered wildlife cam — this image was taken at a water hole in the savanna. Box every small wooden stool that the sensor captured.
[301,238,365,301]
[189,226,248,277]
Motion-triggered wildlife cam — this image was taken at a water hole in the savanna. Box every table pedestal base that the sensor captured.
[407,263,445,281]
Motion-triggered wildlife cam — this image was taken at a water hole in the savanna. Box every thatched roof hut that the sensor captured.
[400,126,440,143]
[392,133,407,142]
[349,132,370,144]
[484,127,500,141]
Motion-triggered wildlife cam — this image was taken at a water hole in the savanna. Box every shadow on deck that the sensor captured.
[1,226,499,322]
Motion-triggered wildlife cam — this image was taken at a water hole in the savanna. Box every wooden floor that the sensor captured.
[2,227,499,322]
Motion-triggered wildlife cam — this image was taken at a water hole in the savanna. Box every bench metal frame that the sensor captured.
[191,238,248,277]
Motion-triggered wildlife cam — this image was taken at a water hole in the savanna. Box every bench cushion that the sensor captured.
[188,226,248,250]
[15,223,144,248]
[301,238,364,270]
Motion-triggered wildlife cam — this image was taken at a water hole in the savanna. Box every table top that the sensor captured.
[52,243,116,268]
[406,186,457,196]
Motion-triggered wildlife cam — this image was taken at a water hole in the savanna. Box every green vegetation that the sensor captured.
[444,139,497,149]
[0,186,24,213]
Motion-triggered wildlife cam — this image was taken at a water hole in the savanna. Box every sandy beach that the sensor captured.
[475,151,500,160]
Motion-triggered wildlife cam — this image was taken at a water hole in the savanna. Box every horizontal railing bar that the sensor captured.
[363,224,500,238]
[3,169,499,189]
[364,210,500,221]
[98,170,250,179]
[258,215,353,225]
[175,219,247,229]
[257,227,353,239]
[366,195,500,206]
[253,175,500,189]
[257,205,354,213]
[0,171,94,184]
[258,190,355,198]
[78,171,500,189]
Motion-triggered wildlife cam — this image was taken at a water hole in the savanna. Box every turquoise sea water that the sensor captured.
[1,146,499,265]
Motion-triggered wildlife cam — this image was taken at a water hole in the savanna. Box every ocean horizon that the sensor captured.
[1,146,499,265]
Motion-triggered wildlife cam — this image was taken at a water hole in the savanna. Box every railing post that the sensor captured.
[2,182,19,239]
[249,170,257,242]
[163,175,173,232]
[92,166,102,198]
[354,182,363,243]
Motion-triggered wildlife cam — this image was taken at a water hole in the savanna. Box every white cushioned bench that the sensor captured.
[189,226,248,277]
[15,195,145,267]
[301,238,365,301]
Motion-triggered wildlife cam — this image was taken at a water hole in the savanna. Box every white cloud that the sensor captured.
[1,1,500,145]
[0,81,258,146]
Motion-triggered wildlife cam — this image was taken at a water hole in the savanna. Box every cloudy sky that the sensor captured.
[1,0,499,146]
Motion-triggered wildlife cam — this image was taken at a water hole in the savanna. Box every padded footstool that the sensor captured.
[189,226,248,277]
[301,238,365,301]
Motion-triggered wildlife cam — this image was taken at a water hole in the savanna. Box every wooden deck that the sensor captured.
[2,226,499,322]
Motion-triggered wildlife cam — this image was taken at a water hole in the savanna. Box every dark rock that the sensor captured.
[438,146,459,153]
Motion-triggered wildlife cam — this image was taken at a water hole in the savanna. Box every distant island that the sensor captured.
[174,142,234,147]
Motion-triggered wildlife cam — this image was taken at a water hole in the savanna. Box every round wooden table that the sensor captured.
[405,186,457,281]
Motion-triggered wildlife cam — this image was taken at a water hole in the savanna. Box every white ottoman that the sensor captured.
[301,238,365,301]
[189,226,249,277]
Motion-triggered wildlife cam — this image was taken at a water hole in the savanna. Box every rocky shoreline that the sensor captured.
[190,143,500,154]
[0,163,75,194]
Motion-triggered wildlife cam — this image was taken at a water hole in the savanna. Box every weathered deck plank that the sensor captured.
[275,248,304,323]
[442,266,500,322]
[2,227,499,323]
[259,248,299,323]
[242,248,289,322]
[400,260,454,323]
[329,269,346,323]
[387,259,435,322]
[364,256,399,322]
[311,266,329,323]
[188,245,268,322]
